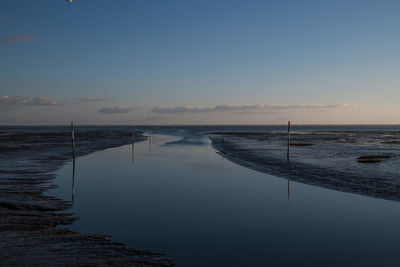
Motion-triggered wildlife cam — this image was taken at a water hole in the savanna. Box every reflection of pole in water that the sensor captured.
[152,127,156,144]
[132,142,135,165]
[71,121,76,203]
[72,160,76,203]
[132,128,135,165]
[71,121,76,162]
[149,132,152,155]
[288,179,291,202]
[287,121,291,160]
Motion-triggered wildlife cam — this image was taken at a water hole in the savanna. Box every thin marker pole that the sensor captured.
[71,121,76,202]
[222,125,224,143]
[287,121,291,160]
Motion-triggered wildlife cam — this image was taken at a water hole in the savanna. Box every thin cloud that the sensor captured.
[153,106,213,113]
[98,106,133,114]
[215,104,355,111]
[0,95,58,106]
[214,104,264,111]
[79,97,107,102]
[0,34,37,46]
[29,97,57,106]
[264,104,355,110]
[153,104,355,113]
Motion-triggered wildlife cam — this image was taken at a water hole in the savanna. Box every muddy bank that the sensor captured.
[0,127,172,266]
[210,131,400,202]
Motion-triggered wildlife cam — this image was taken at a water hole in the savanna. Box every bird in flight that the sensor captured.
[66,0,72,2]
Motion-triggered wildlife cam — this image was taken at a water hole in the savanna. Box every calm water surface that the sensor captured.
[52,133,400,266]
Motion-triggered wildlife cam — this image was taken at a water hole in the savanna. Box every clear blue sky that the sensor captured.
[1,0,400,124]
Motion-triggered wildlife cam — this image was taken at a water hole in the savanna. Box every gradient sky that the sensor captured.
[1,0,400,125]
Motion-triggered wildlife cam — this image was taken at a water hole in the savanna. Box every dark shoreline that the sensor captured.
[0,128,172,266]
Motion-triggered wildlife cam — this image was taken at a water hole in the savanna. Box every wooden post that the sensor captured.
[287,121,291,160]
[205,125,208,135]
[222,125,224,143]
[71,121,76,161]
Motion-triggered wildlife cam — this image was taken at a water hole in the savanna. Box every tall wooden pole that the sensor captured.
[287,121,291,160]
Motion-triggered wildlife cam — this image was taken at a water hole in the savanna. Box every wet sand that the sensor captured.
[0,128,172,266]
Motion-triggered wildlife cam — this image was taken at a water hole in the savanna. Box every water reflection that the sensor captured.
[148,133,152,155]
[132,128,135,165]
[52,133,400,267]
[132,142,135,165]
[72,159,76,202]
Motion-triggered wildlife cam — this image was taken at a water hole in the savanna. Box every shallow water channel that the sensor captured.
[52,133,400,266]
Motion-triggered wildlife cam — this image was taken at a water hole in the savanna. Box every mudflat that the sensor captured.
[0,128,172,266]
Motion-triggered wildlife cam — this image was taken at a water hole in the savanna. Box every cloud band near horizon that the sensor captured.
[152,104,355,114]
[0,95,58,106]
[98,106,133,114]
[79,97,107,102]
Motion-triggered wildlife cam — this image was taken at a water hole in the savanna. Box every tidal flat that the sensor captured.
[2,125,400,266]
[0,126,172,266]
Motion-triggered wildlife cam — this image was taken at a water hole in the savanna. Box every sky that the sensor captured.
[1,0,400,125]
